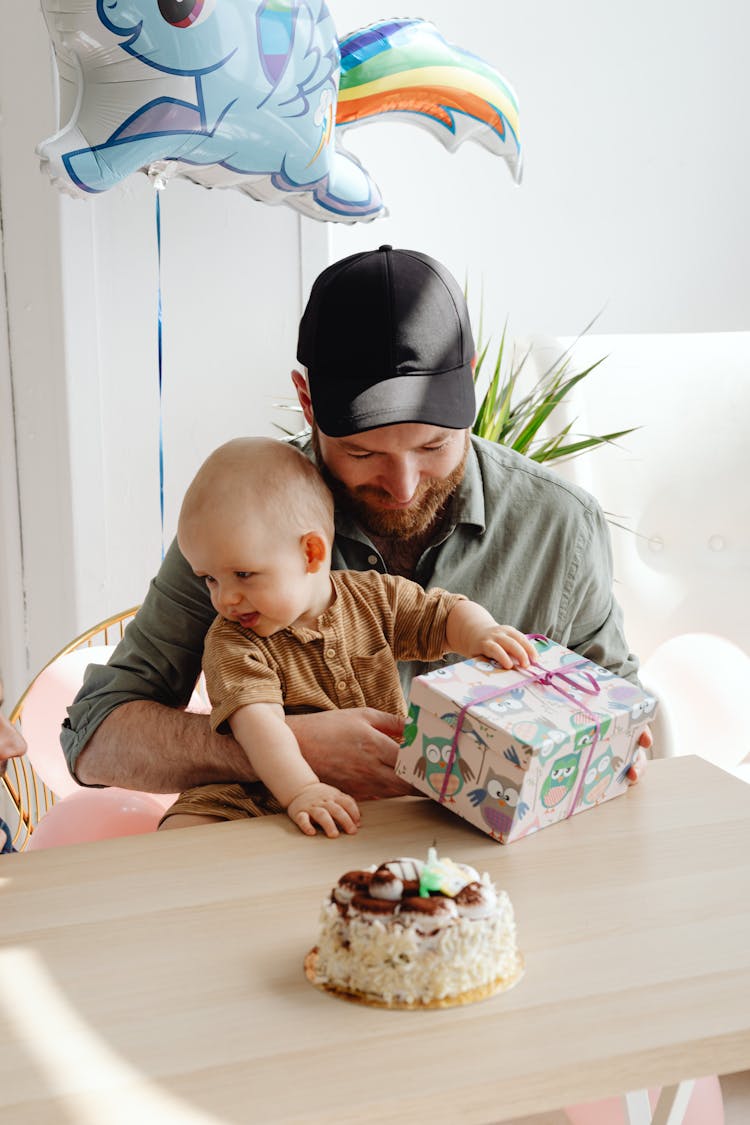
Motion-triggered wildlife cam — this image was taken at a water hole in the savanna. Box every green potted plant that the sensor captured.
[472,318,636,463]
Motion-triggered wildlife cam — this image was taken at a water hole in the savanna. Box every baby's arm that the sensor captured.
[445,602,537,668]
[228,702,360,838]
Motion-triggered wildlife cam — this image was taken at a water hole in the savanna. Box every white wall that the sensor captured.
[1,0,748,705]
[326,0,749,337]
[1,3,75,706]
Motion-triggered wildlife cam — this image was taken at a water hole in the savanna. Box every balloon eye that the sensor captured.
[158,0,208,28]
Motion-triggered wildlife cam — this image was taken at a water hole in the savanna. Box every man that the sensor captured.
[63,245,648,798]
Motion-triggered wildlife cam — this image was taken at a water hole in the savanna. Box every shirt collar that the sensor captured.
[449,438,486,533]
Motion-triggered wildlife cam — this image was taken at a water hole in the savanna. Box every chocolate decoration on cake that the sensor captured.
[399,895,458,930]
[455,881,497,920]
[381,857,423,894]
[399,895,456,915]
[369,868,404,901]
[350,893,399,917]
[333,869,374,905]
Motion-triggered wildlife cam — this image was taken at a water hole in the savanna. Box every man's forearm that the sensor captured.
[73,701,256,791]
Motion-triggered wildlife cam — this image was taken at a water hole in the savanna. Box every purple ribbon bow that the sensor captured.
[438,643,603,820]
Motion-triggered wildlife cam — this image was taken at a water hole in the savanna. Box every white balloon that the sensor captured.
[642,633,750,774]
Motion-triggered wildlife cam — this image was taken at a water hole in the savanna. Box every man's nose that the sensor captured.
[380,458,419,502]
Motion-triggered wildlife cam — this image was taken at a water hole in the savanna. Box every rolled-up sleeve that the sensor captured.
[61,539,215,780]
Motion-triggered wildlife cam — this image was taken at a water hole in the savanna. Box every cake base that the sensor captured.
[304,947,524,1010]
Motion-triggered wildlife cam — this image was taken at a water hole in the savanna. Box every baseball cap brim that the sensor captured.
[311,365,476,437]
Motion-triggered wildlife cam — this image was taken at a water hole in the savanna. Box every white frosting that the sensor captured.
[382,858,424,882]
[370,870,404,901]
[456,862,481,884]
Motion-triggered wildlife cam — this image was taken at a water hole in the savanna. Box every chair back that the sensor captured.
[534,331,750,662]
[1,608,139,850]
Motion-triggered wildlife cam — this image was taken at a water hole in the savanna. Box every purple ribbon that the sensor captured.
[438,684,503,803]
[437,647,603,819]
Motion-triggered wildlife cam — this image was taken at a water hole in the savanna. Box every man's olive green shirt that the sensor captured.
[62,436,639,780]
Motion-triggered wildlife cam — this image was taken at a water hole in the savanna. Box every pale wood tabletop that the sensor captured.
[1,755,749,1124]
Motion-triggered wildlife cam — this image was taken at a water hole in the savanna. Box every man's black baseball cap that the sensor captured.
[297,245,476,437]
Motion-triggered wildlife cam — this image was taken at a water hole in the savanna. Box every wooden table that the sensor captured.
[1,756,749,1124]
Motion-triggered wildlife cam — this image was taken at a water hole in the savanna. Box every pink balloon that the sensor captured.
[22,646,117,797]
[147,792,180,813]
[21,645,206,807]
[25,787,165,850]
[565,1076,724,1125]
[187,673,211,716]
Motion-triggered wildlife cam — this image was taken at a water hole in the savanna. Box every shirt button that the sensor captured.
[367,554,378,566]
[337,680,347,691]
[326,648,336,659]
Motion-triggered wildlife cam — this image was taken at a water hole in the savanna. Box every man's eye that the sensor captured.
[348,451,373,459]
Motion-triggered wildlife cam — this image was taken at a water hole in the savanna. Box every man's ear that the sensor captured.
[301,532,327,573]
[291,368,314,428]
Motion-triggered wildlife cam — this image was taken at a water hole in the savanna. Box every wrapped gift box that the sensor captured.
[395,635,657,843]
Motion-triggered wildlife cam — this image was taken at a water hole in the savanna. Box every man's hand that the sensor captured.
[288,708,412,800]
[626,727,653,785]
[0,712,27,779]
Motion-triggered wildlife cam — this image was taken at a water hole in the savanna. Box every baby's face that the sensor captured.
[180,516,318,636]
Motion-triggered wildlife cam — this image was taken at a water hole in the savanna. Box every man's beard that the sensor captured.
[311,428,469,540]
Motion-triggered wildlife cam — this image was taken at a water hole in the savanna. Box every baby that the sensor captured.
[164,437,535,837]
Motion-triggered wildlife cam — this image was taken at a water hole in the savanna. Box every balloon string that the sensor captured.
[156,190,165,560]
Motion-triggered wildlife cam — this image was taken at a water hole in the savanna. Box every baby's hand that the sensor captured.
[473,625,537,670]
[286,782,361,839]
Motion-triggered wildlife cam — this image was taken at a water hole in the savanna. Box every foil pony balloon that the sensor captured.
[37,2,521,222]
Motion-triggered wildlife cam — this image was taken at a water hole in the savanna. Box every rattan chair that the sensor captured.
[1,607,139,851]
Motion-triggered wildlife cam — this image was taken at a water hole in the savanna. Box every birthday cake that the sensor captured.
[305,848,523,1009]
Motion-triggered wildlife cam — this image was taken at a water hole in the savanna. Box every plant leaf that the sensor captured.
[470,307,637,492]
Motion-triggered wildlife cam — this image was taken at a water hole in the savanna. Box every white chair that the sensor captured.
[519,331,750,775]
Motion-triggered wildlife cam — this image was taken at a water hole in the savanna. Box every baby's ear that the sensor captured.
[301,532,327,573]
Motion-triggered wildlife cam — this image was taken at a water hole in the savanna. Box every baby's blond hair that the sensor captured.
[179,437,334,545]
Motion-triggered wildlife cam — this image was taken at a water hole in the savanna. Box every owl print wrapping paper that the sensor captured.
[395,635,657,844]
